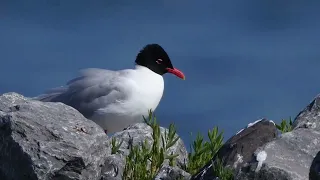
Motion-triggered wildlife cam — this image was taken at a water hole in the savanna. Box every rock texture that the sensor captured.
[2,92,320,180]
[293,94,320,130]
[0,93,111,180]
[100,123,189,180]
[0,93,189,180]
[192,119,278,180]
[100,154,125,180]
[112,123,188,167]
[236,128,320,180]
[155,165,191,180]
[193,94,320,180]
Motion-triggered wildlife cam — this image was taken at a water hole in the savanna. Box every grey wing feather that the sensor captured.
[34,68,130,117]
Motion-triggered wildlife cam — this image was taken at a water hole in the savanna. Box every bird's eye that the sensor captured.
[156,59,163,64]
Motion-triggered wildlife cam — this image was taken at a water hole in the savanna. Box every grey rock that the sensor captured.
[111,123,188,169]
[100,154,125,180]
[155,165,191,180]
[220,119,277,171]
[293,94,320,131]
[0,93,27,112]
[101,123,189,179]
[0,92,111,180]
[192,94,320,180]
[4,91,320,180]
[0,92,190,180]
[241,128,320,180]
[192,119,277,180]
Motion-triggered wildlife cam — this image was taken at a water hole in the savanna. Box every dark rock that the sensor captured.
[192,119,278,180]
[218,119,278,170]
[310,151,320,180]
[293,94,320,131]
[0,92,111,180]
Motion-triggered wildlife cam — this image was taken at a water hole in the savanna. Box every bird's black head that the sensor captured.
[135,44,185,79]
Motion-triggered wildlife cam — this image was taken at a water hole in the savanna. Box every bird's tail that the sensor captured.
[32,86,68,102]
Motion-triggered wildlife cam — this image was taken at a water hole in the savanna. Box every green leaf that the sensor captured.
[123,109,181,180]
[111,137,123,154]
[276,117,294,133]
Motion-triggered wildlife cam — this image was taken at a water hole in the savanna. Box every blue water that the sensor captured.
[1,0,320,148]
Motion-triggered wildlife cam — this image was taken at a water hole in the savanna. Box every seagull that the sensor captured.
[34,44,185,134]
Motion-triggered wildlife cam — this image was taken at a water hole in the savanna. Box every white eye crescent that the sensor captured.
[156,59,163,64]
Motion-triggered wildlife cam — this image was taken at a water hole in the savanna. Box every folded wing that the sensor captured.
[34,68,131,118]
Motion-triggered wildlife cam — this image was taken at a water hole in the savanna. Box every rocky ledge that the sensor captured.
[0,92,319,180]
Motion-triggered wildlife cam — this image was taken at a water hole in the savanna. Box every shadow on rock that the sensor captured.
[310,151,320,180]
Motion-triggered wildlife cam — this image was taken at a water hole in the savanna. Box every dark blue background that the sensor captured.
[1,0,320,148]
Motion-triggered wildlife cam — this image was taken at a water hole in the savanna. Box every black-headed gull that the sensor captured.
[34,44,185,134]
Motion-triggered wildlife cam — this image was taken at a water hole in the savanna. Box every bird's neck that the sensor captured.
[133,65,163,80]
[131,65,164,114]
[134,64,150,71]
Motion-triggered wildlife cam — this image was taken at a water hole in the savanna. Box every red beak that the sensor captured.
[166,68,185,80]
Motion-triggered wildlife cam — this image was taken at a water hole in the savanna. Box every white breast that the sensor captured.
[90,65,164,133]
[129,65,164,113]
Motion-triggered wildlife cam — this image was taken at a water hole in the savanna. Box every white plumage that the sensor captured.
[35,65,164,133]
[34,44,185,133]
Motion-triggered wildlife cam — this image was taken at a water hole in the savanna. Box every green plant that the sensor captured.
[121,110,233,179]
[186,126,224,175]
[111,137,123,154]
[122,139,151,180]
[212,157,234,180]
[122,110,179,180]
[276,117,293,133]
